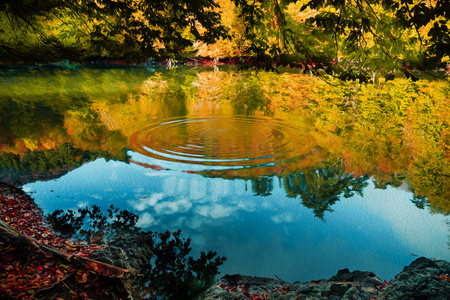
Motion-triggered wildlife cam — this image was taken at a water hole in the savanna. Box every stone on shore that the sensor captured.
[203,257,450,300]
[89,233,153,277]
[203,270,386,299]
[377,256,450,299]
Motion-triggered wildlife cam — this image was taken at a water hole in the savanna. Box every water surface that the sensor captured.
[1,65,449,283]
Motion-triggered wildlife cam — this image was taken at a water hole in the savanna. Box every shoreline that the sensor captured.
[204,257,450,299]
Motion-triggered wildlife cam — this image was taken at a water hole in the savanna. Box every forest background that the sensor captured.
[1,0,449,82]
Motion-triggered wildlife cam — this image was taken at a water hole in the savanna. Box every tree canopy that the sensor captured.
[232,0,450,81]
[0,0,227,62]
[1,0,449,79]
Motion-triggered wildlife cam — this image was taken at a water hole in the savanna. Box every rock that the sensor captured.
[203,257,450,299]
[203,269,385,300]
[89,233,153,277]
[87,233,153,296]
[202,274,290,299]
[329,268,377,283]
[377,257,450,300]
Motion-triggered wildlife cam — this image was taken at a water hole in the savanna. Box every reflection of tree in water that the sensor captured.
[0,143,130,186]
[410,190,430,210]
[46,204,140,245]
[46,205,225,299]
[133,230,225,300]
[373,173,406,190]
[283,163,369,219]
[0,98,64,143]
[251,176,274,196]
[231,77,270,115]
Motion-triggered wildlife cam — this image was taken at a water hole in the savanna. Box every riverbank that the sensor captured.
[0,56,246,69]
[0,183,133,299]
[0,183,222,299]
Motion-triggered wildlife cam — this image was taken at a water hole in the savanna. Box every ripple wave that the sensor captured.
[130,116,316,168]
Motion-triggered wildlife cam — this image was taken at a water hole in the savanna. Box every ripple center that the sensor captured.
[130,116,316,168]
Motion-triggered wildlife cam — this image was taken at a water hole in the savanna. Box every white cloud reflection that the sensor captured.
[189,178,207,199]
[196,204,236,219]
[136,212,157,228]
[77,201,89,208]
[210,180,230,201]
[154,198,192,215]
[163,176,179,195]
[271,212,297,224]
[128,193,164,211]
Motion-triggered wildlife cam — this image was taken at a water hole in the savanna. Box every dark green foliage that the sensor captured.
[0,0,228,63]
[373,173,407,189]
[0,98,64,143]
[0,143,129,173]
[46,204,141,244]
[284,161,369,219]
[232,0,450,81]
[2,0,448,80]
[135,230,226,299]
[251,176,274,196]
[410,193,429,210]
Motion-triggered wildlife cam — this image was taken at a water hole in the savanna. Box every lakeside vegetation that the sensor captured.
[1,0,449,81]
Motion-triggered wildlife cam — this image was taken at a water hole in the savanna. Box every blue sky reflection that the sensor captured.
[24,155,449,283]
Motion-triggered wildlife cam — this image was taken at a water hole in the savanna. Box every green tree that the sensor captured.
[232,0,450,81]
[0,0,228,62]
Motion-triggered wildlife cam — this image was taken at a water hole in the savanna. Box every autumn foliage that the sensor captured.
[0,184,130,299]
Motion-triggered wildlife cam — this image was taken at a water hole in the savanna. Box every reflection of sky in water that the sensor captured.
[24,155,449,282]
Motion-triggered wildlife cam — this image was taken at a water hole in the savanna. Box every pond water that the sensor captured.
[1,65,449,284]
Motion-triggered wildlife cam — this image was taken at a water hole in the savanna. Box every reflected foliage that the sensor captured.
[251,176,274,196]
[133,230,226,300]
[232,76,271,115]
[283,161,369,219]
[0,98,64,149]
[0,143,129,186]
[1,67,449,213]
[410,192,430,210]
[373,173,407,190]
[0,144,127,173]
[46,205,226,299]
[46,204,140,245]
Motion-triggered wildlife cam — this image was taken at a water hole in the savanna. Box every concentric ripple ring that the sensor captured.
[130,116,316,167]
